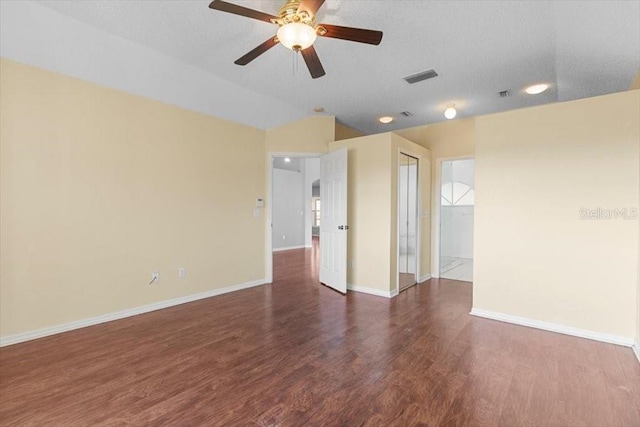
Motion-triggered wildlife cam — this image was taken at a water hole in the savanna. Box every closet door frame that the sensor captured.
[396,150,421,294]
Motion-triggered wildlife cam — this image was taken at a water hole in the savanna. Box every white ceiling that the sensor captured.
[273,156,302,172]
[3,1,640,134]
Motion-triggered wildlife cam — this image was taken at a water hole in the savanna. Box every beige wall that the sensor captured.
[474,90,640,339]
[390,134,432,288]
[0,59,267,338]
[330,134,392,292]
[330,133,431,293]
[335,122,364,141]
[630,71,640,90]
[265,115,334,154]
[396,118,475,161]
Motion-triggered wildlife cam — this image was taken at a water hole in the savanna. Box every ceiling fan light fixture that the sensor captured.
[444,106,457,120]
[277,22,317,51]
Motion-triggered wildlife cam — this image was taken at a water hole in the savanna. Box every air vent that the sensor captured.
[403,69,438,84]
[400,111,413,117]
[499,90,511,98]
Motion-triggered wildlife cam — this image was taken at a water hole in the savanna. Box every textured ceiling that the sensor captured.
[12,1,640,133]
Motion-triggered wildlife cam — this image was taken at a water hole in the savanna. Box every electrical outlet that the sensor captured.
[178,267,186,279]
[349,260,355,269]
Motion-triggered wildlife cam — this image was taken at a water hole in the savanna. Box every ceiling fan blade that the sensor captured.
[209,0,276,23]
[318,24,383,45]
[234,37,279,66]
[297,0,325,17]
[301,46,326,79]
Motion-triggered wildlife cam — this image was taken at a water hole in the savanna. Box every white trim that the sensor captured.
[433,155,474,279]
[272,245,306,252]
[419,273,432,283]
[633,341,640,365]
[0,279,266,347]
[470,308,634,347]
[347,284,394,298]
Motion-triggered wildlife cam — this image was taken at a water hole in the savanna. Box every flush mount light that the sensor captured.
[314,107,325,113]
[444,106,457,120]
[525,83,549,95]
[379,116,394,124]
[284,157,291,162]
[277,22,317,51]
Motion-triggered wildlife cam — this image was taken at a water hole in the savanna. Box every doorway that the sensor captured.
[439,158,474,282]
[266,150,348,294]
[268,154,321,282]
[398,153,419,291]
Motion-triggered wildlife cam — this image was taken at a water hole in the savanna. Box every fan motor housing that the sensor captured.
[272,0,316,28]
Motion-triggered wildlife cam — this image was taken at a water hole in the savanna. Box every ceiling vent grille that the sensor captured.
[400,111,413,117]
[403,69,438,84]
[499,90,511,98]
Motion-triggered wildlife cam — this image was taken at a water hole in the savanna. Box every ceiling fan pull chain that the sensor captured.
[292,49,298,76]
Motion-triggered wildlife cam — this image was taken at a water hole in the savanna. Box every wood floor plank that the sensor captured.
[1,239,639,426]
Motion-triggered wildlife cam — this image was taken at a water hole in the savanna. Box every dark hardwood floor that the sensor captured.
[1,240,639,426]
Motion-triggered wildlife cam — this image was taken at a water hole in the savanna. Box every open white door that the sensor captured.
[319,148,348,294]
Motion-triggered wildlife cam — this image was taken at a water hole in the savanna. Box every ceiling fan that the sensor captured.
[208,0,383,79]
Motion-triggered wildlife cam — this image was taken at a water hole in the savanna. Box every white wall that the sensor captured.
[304,158,320,247]
[272,168,305,250]
[441,159,475,259]
[441,207,474,259]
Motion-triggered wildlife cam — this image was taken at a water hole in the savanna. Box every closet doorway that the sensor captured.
[398,153,419,291]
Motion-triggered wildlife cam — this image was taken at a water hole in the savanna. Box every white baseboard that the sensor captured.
[0,279,267,347]
[347,284,393,298]
[470,308,634,347]
[633,341,640,365]
[419,273,432,283]
[272,245,306,252]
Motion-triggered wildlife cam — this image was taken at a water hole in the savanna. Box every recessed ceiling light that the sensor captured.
[525,83,549,95]
[444,106,457,120]
[314,107,325,113]
[284,157,291,163]
[379,116,394,124]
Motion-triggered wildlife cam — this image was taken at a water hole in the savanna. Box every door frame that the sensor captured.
[265,151,323,284]
[395,149,423,295]
[432,155,475,279]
